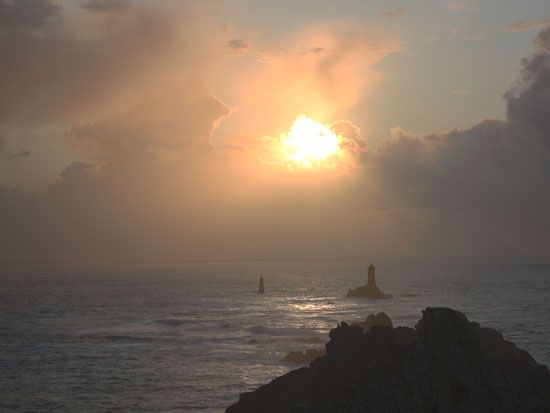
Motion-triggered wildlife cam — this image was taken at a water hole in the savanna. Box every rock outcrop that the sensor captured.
[282,349,326,364]
[282,314,392,365]
[351,312,393,332]
[346,284,393,299]
[226,308,550,413]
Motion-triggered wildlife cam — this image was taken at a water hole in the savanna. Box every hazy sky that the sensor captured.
[1,0,549,263]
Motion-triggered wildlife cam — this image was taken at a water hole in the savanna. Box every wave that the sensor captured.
[69,334,160,343]
[155,318,195,327]
[101,335,157,342]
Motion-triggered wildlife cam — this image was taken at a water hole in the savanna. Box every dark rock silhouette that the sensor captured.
[351,311,393,332]
[282,349,326,364]
[346,264,392,299]
[282,313,392,365]
[226,308,550,413]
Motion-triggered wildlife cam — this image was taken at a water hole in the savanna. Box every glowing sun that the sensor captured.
[257,114,360,171]
[280,115,341,168]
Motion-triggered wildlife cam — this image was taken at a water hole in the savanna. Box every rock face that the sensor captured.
[282,349,326,364]
[226,308,550,413]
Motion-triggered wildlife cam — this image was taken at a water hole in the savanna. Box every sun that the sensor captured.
[257,114,360,171]
[280,115,341,168]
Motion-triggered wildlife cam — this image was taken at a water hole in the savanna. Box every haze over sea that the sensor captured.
[2,259,549,412]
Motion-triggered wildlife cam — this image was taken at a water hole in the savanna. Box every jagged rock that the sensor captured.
[352,312,393,332]
[282,349,326,364]
[283,313,392,365]
[226,308,550,413]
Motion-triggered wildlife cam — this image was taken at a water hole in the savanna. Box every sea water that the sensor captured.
[1,260,549,411]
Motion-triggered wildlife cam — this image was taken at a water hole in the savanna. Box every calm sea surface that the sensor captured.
[1,260,549,412]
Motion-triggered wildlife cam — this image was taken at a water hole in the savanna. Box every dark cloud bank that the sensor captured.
[365,26,550,257]
[0,1,549,263]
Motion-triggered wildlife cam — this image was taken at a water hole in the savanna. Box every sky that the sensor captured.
[1,0,549,264]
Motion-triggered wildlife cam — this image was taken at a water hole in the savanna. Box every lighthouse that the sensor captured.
[258,276,265,294]
[367,264,376,288]
[347,264,392,299]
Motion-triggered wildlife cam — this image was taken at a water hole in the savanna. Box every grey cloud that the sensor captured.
[0,0,208,127]
[535,26,550,52]
[362,27,550,255]
[371,26,550,208]
[227,38,249,55]
[506,26,550,148]
[0,0,60,33]
[0,0,236,263]
[81,0,132,14]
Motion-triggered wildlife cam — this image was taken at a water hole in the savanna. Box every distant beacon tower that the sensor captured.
[258,276,265,294]
[367,264,376,288]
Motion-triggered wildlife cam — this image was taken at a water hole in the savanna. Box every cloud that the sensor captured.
[0,0,60,33]
[0,0,222,129]
[535,25,550,52]
[67,81,229,162]
[380,7,407,19]
[81,0,132,14]
[1,4,550,262]
[362,26,550,256]
[502,19,550,33]
[215,26,403,149]
[227,38,249,55]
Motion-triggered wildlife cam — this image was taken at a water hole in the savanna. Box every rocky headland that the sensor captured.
[227,308,550,413]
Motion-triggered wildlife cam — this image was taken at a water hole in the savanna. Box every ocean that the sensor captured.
[1,260,549,412]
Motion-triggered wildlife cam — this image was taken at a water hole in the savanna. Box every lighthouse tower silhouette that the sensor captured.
[367,264,376,288]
